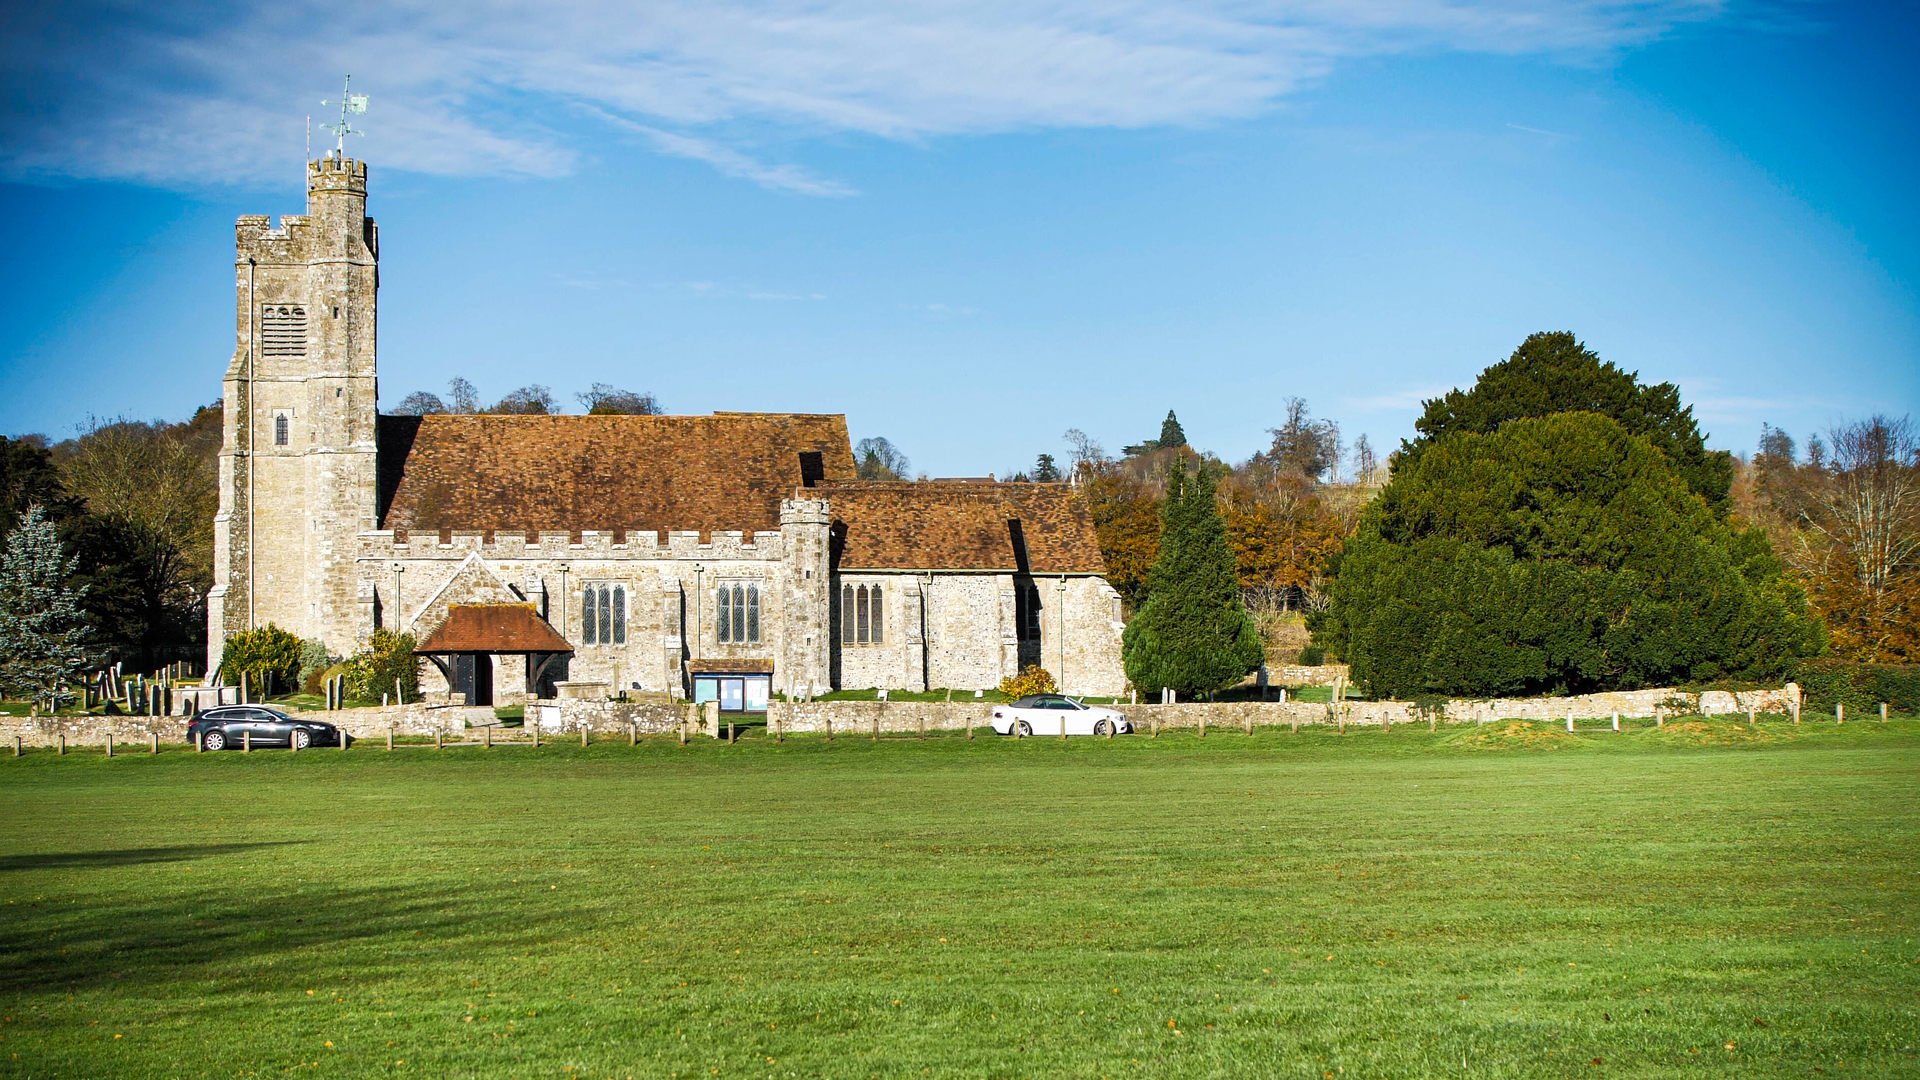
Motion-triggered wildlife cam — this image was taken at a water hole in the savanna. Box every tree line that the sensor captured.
[1055,331,1914,702]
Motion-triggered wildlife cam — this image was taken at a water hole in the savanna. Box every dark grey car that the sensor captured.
[187,706,346,750]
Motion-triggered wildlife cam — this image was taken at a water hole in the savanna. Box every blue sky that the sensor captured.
[2,1,1914,478]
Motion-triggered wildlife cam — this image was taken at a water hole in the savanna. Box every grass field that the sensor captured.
[1,720,1916,1078]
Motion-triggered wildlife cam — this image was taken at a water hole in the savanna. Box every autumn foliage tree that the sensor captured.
[1753,415,1919,662]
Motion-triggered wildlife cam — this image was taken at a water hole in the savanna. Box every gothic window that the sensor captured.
[261,305,307,358]
[1016,583,1042,641]
[582,584,625,645]
[840,583,884,645]
[716,583,760,644]
[273,414,289,446]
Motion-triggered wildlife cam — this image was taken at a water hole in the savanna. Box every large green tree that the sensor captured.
[0,506,98,708]
[1123,462,1264,698]
[1400,332,1734,515]
[1317,412,1822,699]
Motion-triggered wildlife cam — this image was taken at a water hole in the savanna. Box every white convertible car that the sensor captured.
[989,694,1133,736]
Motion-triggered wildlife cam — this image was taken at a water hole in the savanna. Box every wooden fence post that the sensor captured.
[1150,715,1158,738]
[435,729,442,750]
[484,725,492,748]
[105,733,113,758]
[1791,701,1799,725]
[12,735,20,757]
[1245,711,1252,736]
[242,730,249,753]
[1198,713,1206,738]
[1881,702,1889,723]
[1836,703,1844,725]
[151,732,159,754]
[386,726,394,750]
[582,726,590,747]
[195,731,203,753]
[1060,714,1067,741]
[630,722,638,746]
[871,712,879,742]
[1613,711,1621,731]
[918,714,926,741]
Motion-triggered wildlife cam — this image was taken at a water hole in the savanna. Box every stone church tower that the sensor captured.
[207,155,380,666]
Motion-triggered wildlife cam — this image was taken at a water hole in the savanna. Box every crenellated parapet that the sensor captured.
[355,527,786,562]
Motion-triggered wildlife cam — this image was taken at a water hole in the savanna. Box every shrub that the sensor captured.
[1793,659,1920,713]
[1296,643,1325,666]
[342,629,420,704]
[217,625,303,696]
[1315,413,1824,699]
[999,665,1058,700]
[298,638,337,695]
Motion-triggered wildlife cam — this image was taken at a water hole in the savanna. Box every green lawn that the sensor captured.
[1,720,1916,1078]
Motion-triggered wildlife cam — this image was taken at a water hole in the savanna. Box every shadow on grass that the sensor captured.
[0,877,588,995]
[0,840,307,873]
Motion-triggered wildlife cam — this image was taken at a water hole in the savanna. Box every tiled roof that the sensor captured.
[377,413,856,535]
[821,481,1106,574]
[415,604,573,654]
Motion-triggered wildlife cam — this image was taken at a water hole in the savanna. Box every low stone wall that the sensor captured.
[0,684,1808,747]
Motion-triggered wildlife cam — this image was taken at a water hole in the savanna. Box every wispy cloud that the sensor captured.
[1507,122,1579,138]
[0,1,1727,190]
[589,110,856,196]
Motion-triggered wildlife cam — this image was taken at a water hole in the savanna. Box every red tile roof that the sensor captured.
[820,481,1106,574]
[415,604,574,654]
[378,413,856,535]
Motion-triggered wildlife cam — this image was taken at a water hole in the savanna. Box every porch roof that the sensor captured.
[415,604,573,655]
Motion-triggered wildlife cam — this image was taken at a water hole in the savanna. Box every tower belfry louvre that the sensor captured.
[208,158,1126,704]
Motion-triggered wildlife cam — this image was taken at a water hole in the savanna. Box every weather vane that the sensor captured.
[320,74,368,157]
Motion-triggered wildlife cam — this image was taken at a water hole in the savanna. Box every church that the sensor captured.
[206,154,1126,708]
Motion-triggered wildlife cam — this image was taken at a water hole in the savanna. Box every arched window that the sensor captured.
[273,414,289,446]
[716,582,760,644]
[582,584,626,645]
[840,583,884,645]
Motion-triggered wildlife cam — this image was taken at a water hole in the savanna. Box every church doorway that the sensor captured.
[453,653,494,707]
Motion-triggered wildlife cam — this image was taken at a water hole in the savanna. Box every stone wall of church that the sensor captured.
[359,520,813,700]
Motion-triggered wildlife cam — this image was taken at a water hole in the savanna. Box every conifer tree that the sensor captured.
[1158,411,1187,450]
[1122,461,1263,698]
[0,506,97,709]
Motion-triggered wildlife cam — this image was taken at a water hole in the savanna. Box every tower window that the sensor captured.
[261,305,307,357]
[840,583,883,645]
[716,583,759,644]
[273,414,289,446]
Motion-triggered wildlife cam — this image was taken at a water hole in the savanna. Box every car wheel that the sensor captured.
[291,729,311,750]
[1094,718,1114,736]
[1015,720,1033,737]
[203,729,226,751]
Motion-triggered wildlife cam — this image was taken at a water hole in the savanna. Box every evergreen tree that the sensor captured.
[0,506,97,709]
[1122,462,1263,698]
[1158,411,1187,450]
[1316,412,1823,698]
[1032,454,1062,483]
[1400,332,1734,515]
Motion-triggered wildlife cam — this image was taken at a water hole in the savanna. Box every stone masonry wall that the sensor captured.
[1,685,1805,748]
